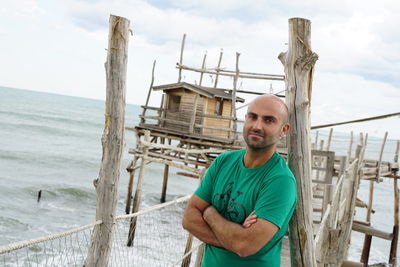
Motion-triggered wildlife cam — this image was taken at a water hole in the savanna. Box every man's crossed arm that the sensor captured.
[182,194,278,257]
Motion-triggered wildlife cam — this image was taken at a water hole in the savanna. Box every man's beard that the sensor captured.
[243,129,280,150]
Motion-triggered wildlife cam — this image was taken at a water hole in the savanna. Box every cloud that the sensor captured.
[0,0,399,137]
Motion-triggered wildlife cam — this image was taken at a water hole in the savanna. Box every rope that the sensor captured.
[170,242,204,266]
[0,220,102,254]
[116,195,191,220]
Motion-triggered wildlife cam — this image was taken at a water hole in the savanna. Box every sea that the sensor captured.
[0,86,398,265]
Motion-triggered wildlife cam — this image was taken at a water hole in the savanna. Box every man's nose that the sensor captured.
[253,118,263,129]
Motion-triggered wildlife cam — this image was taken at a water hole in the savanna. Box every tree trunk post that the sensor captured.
[84,14,130,267]
[278,17,318,267]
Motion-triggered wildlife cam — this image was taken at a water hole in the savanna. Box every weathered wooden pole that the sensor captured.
[140,60,156,124]
[125,155,137,214]
[213,49,223,88]
[278,17,318,267]
[160,164,169,203]
[199,51,207,86]
[178,34,186,82]
[127,130,150,246]
[231,52,239,140]
[389,140,400,265]
[84,15,130,267]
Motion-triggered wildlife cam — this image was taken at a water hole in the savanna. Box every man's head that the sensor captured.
[243,94,290,151]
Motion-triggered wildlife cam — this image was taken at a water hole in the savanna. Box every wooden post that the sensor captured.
[316,140,325,181]
[326,128,333,151]
[189,95,199,134]
[127,131,150,246]
[141,60,156,124]
[231,52,239,140]
[194,243,205,267]
[360,134,373,265]
[178,34,186,82]
[160,94,166,127]
[125,155,138,214]
[199,51,207,86]
[376,131,388,182]
[181,169,206,267]
[160,164,169,203]
[278,17,318,267]
[389,177,399,265]
[347,131,354,166]
[83,15,130,267]
[214,49,223,88]
[335,146,363,265]
[314,130,319,150]
[389,141,400,265]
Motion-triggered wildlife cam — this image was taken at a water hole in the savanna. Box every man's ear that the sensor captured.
[281,123,290,137]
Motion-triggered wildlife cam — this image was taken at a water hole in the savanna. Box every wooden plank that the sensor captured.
[177,64,285,81]
[352,222,393,240]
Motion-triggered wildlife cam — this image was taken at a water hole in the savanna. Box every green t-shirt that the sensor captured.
[195,149,297,267]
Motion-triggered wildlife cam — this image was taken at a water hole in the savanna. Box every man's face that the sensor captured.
[243,97,289,150]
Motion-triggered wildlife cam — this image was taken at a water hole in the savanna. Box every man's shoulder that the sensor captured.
[270,153,296,181]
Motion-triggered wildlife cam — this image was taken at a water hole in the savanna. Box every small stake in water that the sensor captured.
[37,190,42,203]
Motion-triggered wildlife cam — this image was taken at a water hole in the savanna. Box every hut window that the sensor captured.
[215,99,223,115]
[169,95,181,111]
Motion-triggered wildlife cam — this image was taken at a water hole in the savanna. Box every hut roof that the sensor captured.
[152,82,245,103]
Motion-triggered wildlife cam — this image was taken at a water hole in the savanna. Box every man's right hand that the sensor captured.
[242,211,257,228]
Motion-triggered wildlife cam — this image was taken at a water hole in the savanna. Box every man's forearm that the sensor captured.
[203,206,259,257]
[182,205,222,247]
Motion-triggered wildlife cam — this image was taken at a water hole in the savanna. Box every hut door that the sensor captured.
[168,95,181,111]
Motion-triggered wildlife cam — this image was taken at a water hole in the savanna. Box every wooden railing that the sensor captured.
[139,105,243,142]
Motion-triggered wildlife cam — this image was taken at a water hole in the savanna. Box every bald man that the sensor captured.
[182,95,297,267]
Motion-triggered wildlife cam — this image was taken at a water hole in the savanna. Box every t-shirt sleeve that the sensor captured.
[254,176,297,229]
[194,156,219,204]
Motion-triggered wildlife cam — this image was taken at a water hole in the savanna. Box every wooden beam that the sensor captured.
[176,63,285,81]
[353,222,393,240]
[311,112,400,130]
[84,15,130,267]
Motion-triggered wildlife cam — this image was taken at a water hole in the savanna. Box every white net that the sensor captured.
[1,196,203,267]
[1,223,96,267]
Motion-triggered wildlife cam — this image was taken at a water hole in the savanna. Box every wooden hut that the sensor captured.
[139,82,244,142]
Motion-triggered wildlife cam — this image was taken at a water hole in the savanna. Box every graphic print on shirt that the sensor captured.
[213,181,247,223]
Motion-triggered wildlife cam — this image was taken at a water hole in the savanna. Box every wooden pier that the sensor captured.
[124,18,400,267]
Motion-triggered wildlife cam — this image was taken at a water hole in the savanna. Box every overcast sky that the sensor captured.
[1,0,399,139]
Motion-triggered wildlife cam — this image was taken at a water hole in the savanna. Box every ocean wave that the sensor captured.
[0,109,104,129]
[0,149,100,168]
[0,120,99,138]
[0,216,29,234]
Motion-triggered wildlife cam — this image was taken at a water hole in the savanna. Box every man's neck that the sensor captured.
[243,145,276,168]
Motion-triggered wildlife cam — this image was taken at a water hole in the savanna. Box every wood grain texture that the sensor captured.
[279,17,318,267]
[84,15,130,267]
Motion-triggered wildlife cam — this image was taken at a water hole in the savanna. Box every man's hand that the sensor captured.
[242,211,257,228]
